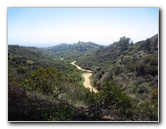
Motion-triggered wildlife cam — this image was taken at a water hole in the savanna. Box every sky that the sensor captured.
[8,8,159,46]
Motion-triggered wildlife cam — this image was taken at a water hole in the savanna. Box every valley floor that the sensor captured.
[71,61,98,93]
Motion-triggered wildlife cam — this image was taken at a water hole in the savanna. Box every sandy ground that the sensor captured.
[71,61,98,93]
[82,73,98,93]
[71,61,92,73]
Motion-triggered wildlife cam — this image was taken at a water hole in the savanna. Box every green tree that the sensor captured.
[119,37,131,52]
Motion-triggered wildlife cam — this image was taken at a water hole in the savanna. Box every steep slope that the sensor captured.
[8,45,92,121]
[76,34,158,120]
[77,34,158,103]
[77,34,158,69]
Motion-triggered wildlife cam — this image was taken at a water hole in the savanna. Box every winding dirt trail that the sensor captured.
[71,61,98,93]
[70,61,92,73]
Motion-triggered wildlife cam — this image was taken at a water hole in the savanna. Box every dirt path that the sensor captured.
[70,61,92,73]
[82,73,98,93]
[71,61,98,93]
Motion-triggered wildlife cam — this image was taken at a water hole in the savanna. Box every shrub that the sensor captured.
[135,61,146,76]
[90,82,133,120]
[137,84,148,94]
[21,67,63,95]
[151,88,158,100]
[132,100,158,121]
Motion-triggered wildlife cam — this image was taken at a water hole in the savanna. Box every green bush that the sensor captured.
[21,67,63,95]
[90,82,133,120]
[132,100,158,121]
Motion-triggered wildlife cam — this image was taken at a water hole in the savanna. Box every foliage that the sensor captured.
[8,34,158,121]
[75,34,158,121]
[21,67,63,95]
[132,99,158,121]
[89,82,133,120]
[119,36,131,52]
[8,92,81,121]
[45,41,101,60]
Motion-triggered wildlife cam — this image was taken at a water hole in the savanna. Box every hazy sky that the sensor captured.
[8,8,158,46]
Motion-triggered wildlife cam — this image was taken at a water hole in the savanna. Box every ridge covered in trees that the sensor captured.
[44,41,101,60]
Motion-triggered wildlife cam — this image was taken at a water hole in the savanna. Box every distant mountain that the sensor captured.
[45,41,102,60]
[46,41,101,52]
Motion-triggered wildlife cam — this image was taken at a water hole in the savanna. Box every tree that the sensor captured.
[119,37,131,52]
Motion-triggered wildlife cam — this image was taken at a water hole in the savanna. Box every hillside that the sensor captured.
[76,34,158,120]
[8,45,94,121]
[77,34,158,93]
[45,41,101,60]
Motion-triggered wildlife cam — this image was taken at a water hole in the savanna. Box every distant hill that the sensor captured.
[47,41,101,51]
[45,41,102,60]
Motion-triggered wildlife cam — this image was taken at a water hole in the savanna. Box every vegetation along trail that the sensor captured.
[71,61,98,93]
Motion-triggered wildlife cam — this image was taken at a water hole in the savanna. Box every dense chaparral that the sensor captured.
[8,34,158,121]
